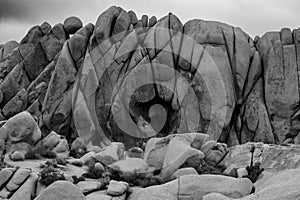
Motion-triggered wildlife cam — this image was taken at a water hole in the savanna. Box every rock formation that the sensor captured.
[0,6,299,148]
[1,6,299,150]
[0,6,300,199]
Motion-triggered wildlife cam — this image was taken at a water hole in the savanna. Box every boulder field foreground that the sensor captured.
[0,5,300,200]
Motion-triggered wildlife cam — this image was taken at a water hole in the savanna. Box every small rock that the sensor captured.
[70,138,87,158]
[171,167,198,180]
[109,158,149,177]
[148,16,157,27]
[200,140,217,155]
[141,15,148,27]
[107,180,129,196]
[63,16,83,34]
[112,142,126,159]
[127,147,143,158]
[71,137,86,151]
[42,131,60,149]
[128,10,138,25]
[0,168,16,188]
[52,138,69,153]
[89,145,102,153]
[94,162,105,172]
[10,151,25,161]
[185,153,202,168]
[6,168,31,191]
[205,148,227,166]
[237,168,248,178]
[67,158,83,166]
[40,22,51,34]
[280,28,293,45]
[95,143,124,165]
[0,187,11,199]
[80,151,96,165]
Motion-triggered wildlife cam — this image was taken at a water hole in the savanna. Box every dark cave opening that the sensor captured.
[128,83,179,138]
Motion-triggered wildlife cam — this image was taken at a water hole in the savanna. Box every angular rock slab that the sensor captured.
[128,174,253,200]
[34,180,85,200]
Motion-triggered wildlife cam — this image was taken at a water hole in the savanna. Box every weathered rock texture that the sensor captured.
[0,6,300,148]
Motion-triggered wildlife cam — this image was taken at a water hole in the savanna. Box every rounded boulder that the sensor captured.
[63,16,83,34]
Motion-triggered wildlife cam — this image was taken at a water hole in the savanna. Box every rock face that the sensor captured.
[0,6,300,153]
[67,6,300,149]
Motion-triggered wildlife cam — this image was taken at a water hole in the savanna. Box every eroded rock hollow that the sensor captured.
[0,6,300,149]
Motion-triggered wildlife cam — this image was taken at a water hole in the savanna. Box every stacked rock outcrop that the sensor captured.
[0,6,299,148]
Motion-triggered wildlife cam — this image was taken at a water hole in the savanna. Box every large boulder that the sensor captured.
[0,111,41,156]
[63,16,83,34]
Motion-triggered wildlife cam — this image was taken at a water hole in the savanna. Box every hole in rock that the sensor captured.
[104,83,180,148]
[128,84,179,138]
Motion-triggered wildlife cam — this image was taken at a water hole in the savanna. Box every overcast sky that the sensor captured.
[0,0,299,44]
